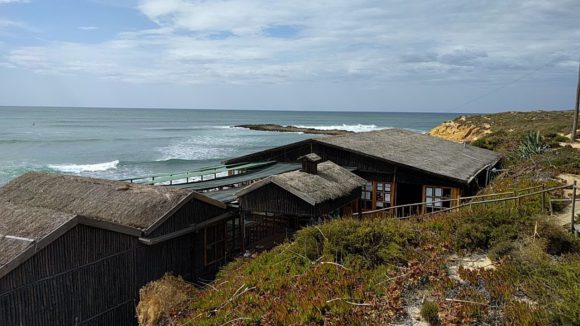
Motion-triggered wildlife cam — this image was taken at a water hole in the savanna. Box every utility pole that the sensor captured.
[572,59,580,142]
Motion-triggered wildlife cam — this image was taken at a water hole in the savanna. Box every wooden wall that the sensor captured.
[0,200,227,325]
[238,183,361,218]
[149,200,226,238]
[0,225,138,325]
[239,183,316,217]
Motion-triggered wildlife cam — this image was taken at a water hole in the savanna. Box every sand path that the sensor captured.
[552,173,580,231]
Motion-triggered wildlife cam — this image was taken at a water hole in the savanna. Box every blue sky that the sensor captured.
[0,0,579,112]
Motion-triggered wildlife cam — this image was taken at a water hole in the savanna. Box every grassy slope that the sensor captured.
[139,111,580,325]
[462,110,574,135]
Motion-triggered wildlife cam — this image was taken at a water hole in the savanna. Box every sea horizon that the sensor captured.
[1,104,477,115]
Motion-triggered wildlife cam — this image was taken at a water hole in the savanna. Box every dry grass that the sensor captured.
[137,274,196,326]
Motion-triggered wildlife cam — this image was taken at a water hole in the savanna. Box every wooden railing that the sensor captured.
[119,161,274,185]
[353,184,576,226]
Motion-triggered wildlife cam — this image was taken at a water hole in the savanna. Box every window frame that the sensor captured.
[423,185,453,212]
[375,181,393,209]
[360,180,394,210]
[360,181,374,210]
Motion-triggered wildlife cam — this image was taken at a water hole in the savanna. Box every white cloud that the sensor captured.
[78,26,98,31]
[3,0,580,87]
[0,0,29,4]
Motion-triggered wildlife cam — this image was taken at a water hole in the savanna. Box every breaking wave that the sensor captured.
[48,160,120,173]
[292,124,384,133]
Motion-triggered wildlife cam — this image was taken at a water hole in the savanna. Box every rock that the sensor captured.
[427,120,491,143]
[235,124,353,135]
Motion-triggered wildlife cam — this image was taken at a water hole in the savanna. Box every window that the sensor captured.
[205,223,226,266]
[375,182,392,208]
[424,186,452,212]
[361,181,373,209]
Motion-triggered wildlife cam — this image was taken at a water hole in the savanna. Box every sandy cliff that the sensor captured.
[428,116,492,143]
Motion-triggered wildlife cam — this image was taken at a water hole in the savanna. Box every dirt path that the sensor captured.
[552,173,580,228]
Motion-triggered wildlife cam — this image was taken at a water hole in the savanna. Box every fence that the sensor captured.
[353,184,579,233]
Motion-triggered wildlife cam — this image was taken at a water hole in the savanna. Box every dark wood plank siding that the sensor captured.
[149,200,226,238]
[239,184,315,217]
[136,234,196,283]
[0,224,134,295]
[239,185,361,218]
[0,225,137,326]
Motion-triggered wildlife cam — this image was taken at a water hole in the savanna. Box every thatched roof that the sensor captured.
[224,129,501,184]
[236,161,366,205]
[0,201,77,276]
[317,129,501,183]
[0,172,225,232]
[0,172,227,278]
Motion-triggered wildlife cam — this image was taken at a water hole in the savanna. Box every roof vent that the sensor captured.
[298,153,322,175]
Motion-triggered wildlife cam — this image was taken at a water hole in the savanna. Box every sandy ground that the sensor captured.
[559,142,580,149]
[447,254,496,284]
[551,173,580,229]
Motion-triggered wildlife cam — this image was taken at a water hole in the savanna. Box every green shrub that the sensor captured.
[420,301,440,325]
[516,131,548,158]
[537,221,580,255]
[507,242,580,325]
[455,223,489,250]
[489,240,516,260]
[295,218,417,270]
[471,130,511,151]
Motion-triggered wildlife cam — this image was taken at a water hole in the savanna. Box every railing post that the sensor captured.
[513,190,518,215]
[541,184,546,213]
[572,182,577,234]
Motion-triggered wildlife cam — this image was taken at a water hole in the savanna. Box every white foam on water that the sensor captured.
[293,124,383,133]
[48,160,120,173]
[156,135,247,161]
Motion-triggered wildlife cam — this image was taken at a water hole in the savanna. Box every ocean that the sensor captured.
[0,107,460,185]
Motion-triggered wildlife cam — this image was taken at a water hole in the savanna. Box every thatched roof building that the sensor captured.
[237,160,366,218]
[224,128,502,212]
[226,128,501,184]
[0,172,231,325]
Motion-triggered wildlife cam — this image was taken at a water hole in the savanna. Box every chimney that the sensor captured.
[298,153,322,174]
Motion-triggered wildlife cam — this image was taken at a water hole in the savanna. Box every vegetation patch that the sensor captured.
[420,300,440,325]
[137,274,196,326]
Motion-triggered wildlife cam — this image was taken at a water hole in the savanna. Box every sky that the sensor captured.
[0,0,579,112]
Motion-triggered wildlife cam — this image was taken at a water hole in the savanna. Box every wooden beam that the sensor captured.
[572,60,580,142]
[571,181,577,234]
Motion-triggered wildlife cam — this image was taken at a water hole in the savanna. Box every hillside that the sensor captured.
[429,110,576,144]
[137,111,580,326]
